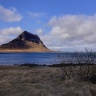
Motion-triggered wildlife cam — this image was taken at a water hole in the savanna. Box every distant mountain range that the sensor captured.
[0,31,52,52]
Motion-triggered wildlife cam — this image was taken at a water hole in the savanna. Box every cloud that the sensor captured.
[28,12,45,18]
[35,28,44,35]
[0,26,23,44]
[1,26,23,35]
[37,14,96,51]
[0,5,22,22]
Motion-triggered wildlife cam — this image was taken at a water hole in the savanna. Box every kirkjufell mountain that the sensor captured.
[0,31,52,52]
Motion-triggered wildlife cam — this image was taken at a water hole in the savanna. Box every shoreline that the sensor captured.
[0,63,96,67]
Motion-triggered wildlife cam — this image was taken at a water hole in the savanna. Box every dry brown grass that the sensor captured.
[0,66,96,96]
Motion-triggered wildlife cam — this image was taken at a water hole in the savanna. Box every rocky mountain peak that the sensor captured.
[17,31,42,44]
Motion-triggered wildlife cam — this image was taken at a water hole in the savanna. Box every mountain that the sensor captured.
[0,31,52,52]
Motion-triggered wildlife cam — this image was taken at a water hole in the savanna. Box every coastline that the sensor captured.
[0,48,53,52]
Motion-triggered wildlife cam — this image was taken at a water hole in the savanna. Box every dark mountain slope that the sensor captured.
[0,31,52,52]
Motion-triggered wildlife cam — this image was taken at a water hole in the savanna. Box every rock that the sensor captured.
[17,31,43,44]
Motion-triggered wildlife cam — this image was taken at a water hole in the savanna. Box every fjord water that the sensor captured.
[0,52,62,65]
[0,52,96,65]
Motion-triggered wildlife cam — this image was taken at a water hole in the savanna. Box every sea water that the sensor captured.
[0,52,96,65]
[0,52,61,65]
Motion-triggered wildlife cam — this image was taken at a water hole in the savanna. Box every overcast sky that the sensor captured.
[0,0,96,51]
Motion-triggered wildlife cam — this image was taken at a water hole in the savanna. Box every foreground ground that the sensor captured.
[0,65,96,96]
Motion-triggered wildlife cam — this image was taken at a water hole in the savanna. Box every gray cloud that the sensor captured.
[0,5,22,22]
[36,14,96,51]
[0,26,23,44]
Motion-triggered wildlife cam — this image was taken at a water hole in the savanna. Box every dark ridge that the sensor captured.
[0,39,29,49]
[17,31,43,44]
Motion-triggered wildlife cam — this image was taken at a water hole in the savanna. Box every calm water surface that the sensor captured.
[0,52,96,65]
[0,52,62,65]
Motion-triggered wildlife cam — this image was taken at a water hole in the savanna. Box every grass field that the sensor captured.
[0,65,96,96]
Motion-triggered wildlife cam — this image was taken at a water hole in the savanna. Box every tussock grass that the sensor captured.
[0,65,96,96]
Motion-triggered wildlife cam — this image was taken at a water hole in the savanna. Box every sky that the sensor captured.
[0,0,96,51]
